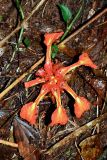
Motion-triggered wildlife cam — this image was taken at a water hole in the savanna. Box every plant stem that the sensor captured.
[15,0,24,20]
[0,0,47,48]
[61,6,82,41]
[5,27,24,69]
[59,8,107,46]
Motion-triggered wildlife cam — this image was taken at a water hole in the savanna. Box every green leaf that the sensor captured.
[23,37,31,48]
[58,4,72,23]
[51,44,59,59]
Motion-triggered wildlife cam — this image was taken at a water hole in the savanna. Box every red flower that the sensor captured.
[51,106,68,126]
[20,102,38,125]
[44,32,64,46]
[20,32,98,126]
[79,52,97,69]
[74,97,90,118]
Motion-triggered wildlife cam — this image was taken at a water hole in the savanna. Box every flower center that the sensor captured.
[49,76,58,84]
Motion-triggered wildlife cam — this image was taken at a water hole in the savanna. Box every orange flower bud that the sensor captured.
[44,32,64,46]
[20,102,38,125]
[79,52,97,69]
[51,106,68,126]
[74,97,90,118]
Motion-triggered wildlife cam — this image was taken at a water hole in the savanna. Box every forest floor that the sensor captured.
[0,0,107,160]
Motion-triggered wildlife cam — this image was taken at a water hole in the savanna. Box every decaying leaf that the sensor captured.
[78,135,103,160]
[13,116,40,160]
[0,110,14,127]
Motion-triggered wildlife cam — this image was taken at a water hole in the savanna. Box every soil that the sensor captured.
[0,0,107,160]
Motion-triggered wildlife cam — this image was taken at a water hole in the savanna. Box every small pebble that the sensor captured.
[87,9,95,19]
[0,48,4,57]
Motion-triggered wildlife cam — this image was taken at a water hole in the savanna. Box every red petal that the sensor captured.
[51,106,68,126]
[79,52,97,69]
[24,78,45,88]
[74,97,90,118]
[20,102,38,125]
[44,32,64,46]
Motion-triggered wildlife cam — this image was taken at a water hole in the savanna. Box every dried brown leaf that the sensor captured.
[13,116,40,160]
[78,135,103,160]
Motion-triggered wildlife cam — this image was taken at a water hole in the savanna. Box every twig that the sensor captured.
[0,139,18,148]
[0,7,106,100]
[0,0,47,48]
[75,139,84,160]
[42,0,49,18]
[44,112,107,157]
[58,8,107,47]
[0,57,44,100]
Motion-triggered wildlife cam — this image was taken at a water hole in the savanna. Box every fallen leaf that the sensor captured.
[13,116,40,160]
[78,135,103,160]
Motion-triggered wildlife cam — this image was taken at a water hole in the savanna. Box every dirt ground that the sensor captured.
[0,0,107,160]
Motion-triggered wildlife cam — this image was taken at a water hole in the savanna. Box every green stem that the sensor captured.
[61,6,82,41]
[5,0,25,70]
[15,0,24,20]
[6,27,24,69]
[17,27,24,47]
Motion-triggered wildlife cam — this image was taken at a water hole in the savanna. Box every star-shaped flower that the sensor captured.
[20,32,97,125]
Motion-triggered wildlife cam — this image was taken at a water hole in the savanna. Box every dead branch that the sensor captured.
[0,8,106,100]
[0,0,47,48]
[0,57,44,100]
[58,8,107,47]
[44,112,107,157]
[0,139,18,148]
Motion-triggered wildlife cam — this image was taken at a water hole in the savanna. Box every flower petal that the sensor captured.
[74,97,90,118]
[25,78,45,88]
[44,32,64,46]
[51,106,68,126]
[20,102,38,125]
[79,52,97,69]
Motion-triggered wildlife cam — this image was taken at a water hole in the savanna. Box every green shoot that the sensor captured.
[61,5,82,41]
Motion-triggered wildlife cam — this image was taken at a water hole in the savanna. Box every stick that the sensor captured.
[58,8,107,47]
[0,139,18,148]
[44,112,107,157]
[0,8,106,100]
[0,0,47,48]
[0,57,44,100]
